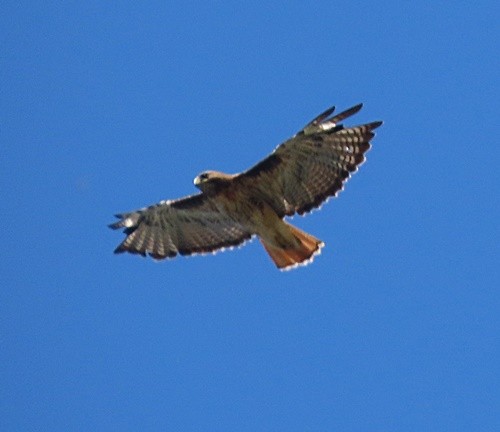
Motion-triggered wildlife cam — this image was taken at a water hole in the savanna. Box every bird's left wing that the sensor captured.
[235,104,382,217]
[109,193,252,259]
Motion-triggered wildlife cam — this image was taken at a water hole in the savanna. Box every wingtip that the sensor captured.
[328,103,364,125]
[322,105,336,119]
[351,103,363,113]
[311,105,336,125]
[108,214,124,229]
[108,221,121,230]
[113,244,126,254]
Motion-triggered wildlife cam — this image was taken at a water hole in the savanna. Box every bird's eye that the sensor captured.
[200,173,208,180]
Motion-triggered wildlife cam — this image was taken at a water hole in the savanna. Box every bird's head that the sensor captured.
[194,170,232,193]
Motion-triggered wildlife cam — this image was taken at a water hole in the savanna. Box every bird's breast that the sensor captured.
[214,188,270,227]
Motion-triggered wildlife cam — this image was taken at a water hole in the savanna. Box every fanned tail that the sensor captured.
[260,223,324,270]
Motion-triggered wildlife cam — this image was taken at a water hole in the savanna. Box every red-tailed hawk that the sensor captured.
[109,104,382,270]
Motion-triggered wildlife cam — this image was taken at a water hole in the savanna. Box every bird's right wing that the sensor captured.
[109,193,252,259]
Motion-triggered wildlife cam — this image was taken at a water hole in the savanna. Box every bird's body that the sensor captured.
[109,104,382,270]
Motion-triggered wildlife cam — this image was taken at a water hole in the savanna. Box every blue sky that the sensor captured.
[1,1,499,430]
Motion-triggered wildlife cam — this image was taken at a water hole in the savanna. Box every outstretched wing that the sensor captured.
[109,193,252,259]
[236,104,382,216]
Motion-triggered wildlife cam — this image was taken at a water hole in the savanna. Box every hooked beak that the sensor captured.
[193,176,201,186]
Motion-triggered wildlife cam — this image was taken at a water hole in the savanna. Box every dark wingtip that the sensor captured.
[348,103,363,116]
[319,105,336,120]
[370,120,383,129]
[342,103,363,117]
[113,245,126,254]
[329,103,364,124]
[113,245,147,257]
[352,102,363,112]
[108,221,121,230]
[108,213,125,229]
[297,105,336,135]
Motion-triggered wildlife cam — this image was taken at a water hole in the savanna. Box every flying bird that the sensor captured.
[109,104,382,270]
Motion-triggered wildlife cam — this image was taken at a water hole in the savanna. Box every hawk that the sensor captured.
[109,104,382,270]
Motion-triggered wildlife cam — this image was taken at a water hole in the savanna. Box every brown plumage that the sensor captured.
[109,104,382,270]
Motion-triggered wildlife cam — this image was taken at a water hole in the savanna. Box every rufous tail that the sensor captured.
[260,224,324,270]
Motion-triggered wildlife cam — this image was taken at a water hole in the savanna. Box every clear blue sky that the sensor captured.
[1,2,499,431]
